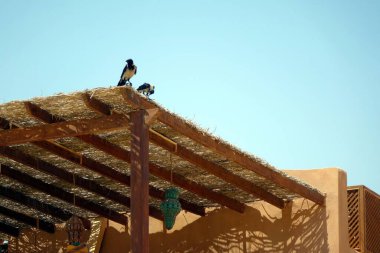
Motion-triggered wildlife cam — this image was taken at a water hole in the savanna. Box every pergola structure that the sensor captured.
[0,86,325,252]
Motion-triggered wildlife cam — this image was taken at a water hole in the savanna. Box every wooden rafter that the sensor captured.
[0,118,163,221]
[82,93,285,209]
[0,184,91,228]
[0,205,55,234]
[0,147,161,221]
[148,162,245,212]
[25,102,240,214]
[0,147,129,211]
[0,164,128,225]
[33,141,163,220]
[175,145,285,208]
[23,103,205,216]
[0,221,20,237]
[121,87,325,205]
[0,113,130,146]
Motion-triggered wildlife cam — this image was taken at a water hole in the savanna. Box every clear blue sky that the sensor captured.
[1,1,379,193]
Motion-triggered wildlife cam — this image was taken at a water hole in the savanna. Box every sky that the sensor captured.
[0,1,379,193]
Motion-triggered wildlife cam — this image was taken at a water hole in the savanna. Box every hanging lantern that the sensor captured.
[65,215,84,246]
[160,187,182,230]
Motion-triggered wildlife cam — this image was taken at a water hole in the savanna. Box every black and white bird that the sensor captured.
[117,59,137,86]
[137,83,155,97]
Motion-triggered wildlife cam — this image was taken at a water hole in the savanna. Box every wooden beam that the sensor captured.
[175,145,285,208]
[0,205,55,234]
[0,117,11,130]
[25,101,66,123]
[78,138,244,212]
[85,93,162,124]
[144,108,160,125]
[149,162,245,212]
[43,138,203,216]
[82,93,113,116]
[0,118,163,221]
[33,142,163,221]
[83,94,284,208]
[0,147,127,205]
[0,184,91,228]
[24,103,206,216]
[130,110,149,253]
[0,113,130,146]
[78,98,245,213]
[0,164,128,225]
[151,134,285,208]
[121,87,325,205]
[0,221,20,237]
[120,87,157,110]
[149,130,178,151]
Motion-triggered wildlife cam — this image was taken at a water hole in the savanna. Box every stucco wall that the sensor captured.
[100,168,355,253]
[285,168,351,253]
[5,168,356,252]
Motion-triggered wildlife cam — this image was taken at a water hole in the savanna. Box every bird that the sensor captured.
[117,59,137,86]
[137,83,155,97]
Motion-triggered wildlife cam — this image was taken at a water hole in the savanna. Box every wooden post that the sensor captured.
[130,110,149,253]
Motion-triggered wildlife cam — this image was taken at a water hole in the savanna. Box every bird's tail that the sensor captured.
[117,79,126,86]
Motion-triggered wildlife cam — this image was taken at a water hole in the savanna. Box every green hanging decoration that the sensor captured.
[160,187,182,230]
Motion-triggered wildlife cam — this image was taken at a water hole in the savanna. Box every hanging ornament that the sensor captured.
[65,215,89,253]
[160,187,182,230]
[65,215,84,246]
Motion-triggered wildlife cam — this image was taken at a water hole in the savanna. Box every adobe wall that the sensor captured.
[100,168,356,253]
[5,168,356,252]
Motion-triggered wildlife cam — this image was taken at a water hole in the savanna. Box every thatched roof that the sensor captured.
[0,86,324,237]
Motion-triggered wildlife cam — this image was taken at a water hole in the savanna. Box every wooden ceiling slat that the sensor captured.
[45,134,204,216]
[24,103,215,215]
[0,117,163,220]
[175,145,285,208]
[35,140,130,183]
[83,95,246,212]
[1,164,128,225]
[0,146,72,181]
[121,87,325,206]
[0,112,130,146]
[19,106,241,212]
[82,93,285,209]
[33,144,161,221]
[0,221,20,237]
[0,147,161,221]
[0,205,55,234]
[82,92,112,115]
[24,103,205,216]
[0,146,123,203]
[0,184,91,228]
[149,162,245,212]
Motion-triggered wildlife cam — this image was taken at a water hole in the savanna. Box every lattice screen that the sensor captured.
[348,188,361,251]
[348,186,380,253]
[364,188,380,253]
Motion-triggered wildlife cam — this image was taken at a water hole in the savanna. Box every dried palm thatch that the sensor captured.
[0,86,324,235]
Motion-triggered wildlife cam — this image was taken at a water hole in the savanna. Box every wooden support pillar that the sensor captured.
[130,110,150,253]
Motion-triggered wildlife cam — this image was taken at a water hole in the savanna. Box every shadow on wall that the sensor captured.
[8,223,91,253]
[100,199,329,253]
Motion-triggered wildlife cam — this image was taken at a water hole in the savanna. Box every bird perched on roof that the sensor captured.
[117,59,137,86]
[137,83,155,97]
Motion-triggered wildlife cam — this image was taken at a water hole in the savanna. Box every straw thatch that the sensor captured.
[0,86,323,233]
